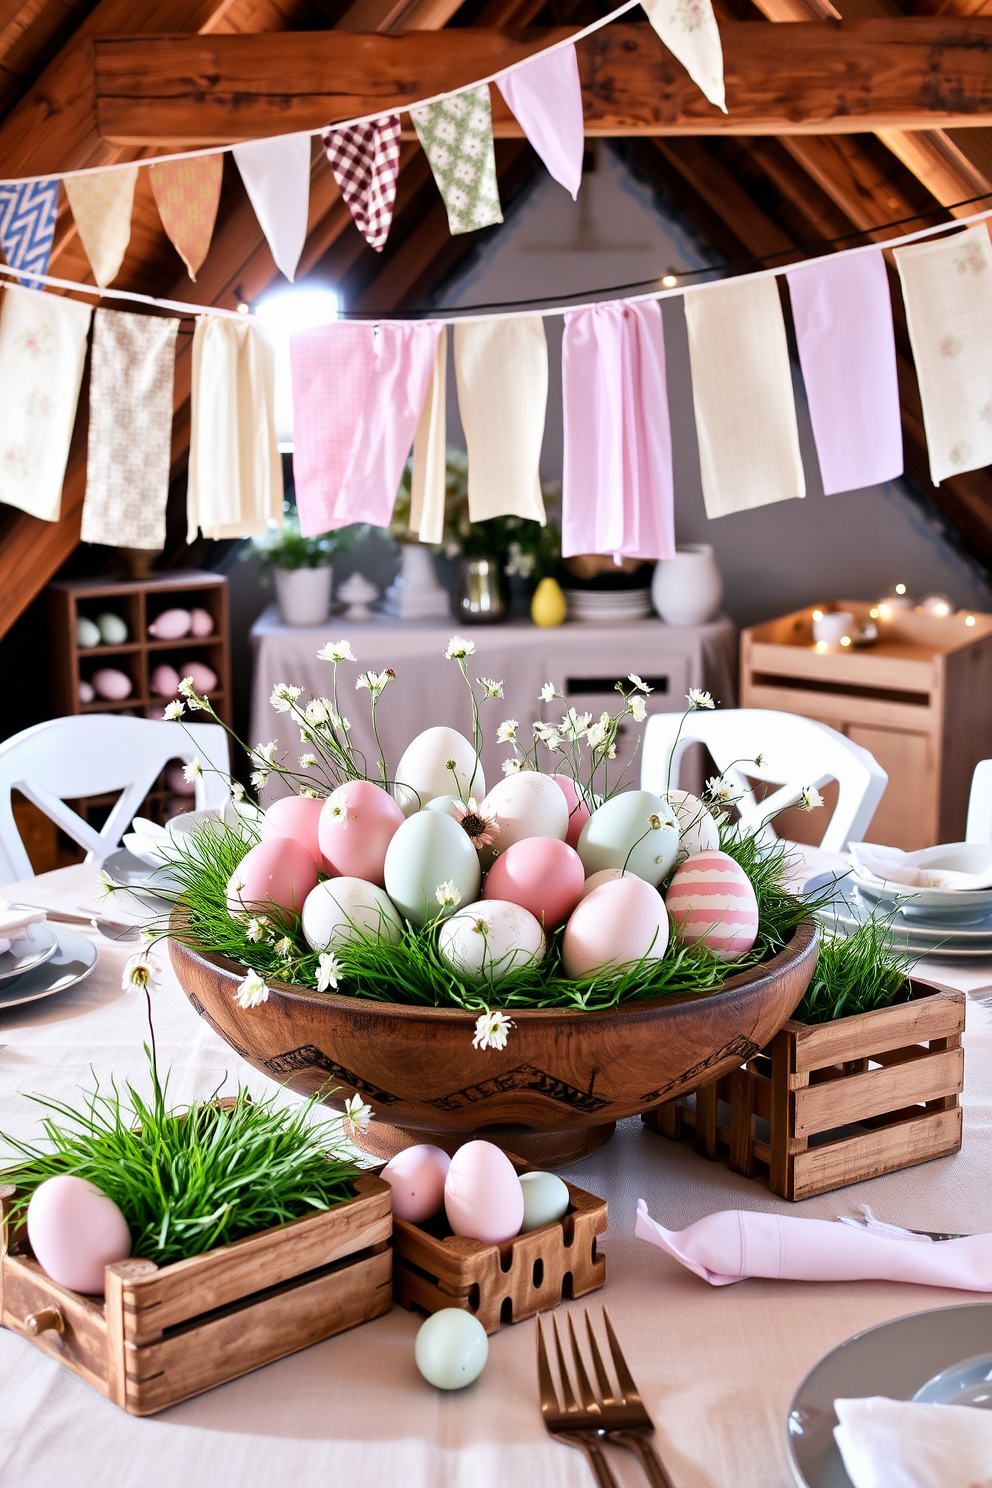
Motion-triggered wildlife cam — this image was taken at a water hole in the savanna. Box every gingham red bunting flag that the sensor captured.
[322,115,401,252]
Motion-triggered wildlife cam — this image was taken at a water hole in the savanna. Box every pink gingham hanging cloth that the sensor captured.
[290,321,377,536]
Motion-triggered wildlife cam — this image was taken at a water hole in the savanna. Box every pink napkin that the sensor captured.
[635,1201,992,1290]
[496,45,584,200]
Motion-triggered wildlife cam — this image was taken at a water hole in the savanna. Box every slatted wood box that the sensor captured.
[0,1172,392,1415]
[393,1174,607,1334]
[642,980,965,1200]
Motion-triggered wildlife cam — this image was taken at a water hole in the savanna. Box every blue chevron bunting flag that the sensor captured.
[0,180,58,289]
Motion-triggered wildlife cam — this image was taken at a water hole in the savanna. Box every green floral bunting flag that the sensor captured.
[411,85,503,237]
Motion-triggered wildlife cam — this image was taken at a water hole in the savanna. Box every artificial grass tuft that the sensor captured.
[793,905,915,1025]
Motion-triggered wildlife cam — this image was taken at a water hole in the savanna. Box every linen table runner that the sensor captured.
[0,284,92,521]
[496,47,584,199]
[150,155,224,281]
[410,325,447,544]
[894,224,992,484]
[684,276,805,517]
[322,116,402,251]
[81,308,179,550]
[187,315,283,542]
[63,168,137,288]
[454,316,547,524]
[787,249,902,495]
[411,86,502,236]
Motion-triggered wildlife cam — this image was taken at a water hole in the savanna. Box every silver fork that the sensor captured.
[537,1312,619,1488]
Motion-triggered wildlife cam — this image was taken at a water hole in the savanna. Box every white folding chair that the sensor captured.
[966,759,992,844]
[640,707,888,853]
[0,715,231,882]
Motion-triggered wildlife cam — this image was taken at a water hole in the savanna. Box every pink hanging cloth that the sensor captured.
[496,45,584,200]
[561,299,675,561]
[786,249,903,495]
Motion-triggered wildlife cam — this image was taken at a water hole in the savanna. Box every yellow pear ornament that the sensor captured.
[531,576,567,627]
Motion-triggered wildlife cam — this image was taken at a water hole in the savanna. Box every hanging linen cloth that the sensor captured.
[322,116,402,251]
[0,285,92,521]
[411,86,503,236]
[63,168,138,287]
[233,133,311,282]
[683,276,805,518]
[187,315,283,542]
[410,325,447,544]
[81,309,179,550]
[496,46,584,199]
[786,249,902,495]
[454,316,547,524]
[641,0,726,113]
[894,224,992,485]
[150,155,224,281]
[0,180,59,288]
[561,300,675,560]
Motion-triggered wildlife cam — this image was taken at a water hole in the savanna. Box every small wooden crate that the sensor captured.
[393,1178,606,1334]
[0,1173,392,1415]
[643,980,965,1200]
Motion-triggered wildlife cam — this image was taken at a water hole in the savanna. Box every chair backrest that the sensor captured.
[966,759,992,844]
[640,707,888,853]
[0,715,231,882]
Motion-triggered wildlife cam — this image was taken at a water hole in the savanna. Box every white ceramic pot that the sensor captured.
[383,543,449,619]
[651,545,723,627]
[275,564,333,627]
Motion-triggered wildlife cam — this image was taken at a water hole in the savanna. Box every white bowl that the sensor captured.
[854,841,992,924]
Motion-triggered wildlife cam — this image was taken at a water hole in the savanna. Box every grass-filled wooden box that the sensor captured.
[0,1172,392,1415]
[642,979,965,1200]
[392,1175,606,1334]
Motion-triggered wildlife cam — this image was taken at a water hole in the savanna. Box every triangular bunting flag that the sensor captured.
[233,133,312,283]
[496,45,584,200]
[322,115,401,252]
[642,0,726,113]
[411,86,502,236]
[64,167,138,288]
[0,180,58,289]
[150,154,223,281]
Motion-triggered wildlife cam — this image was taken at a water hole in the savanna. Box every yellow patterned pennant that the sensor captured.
[150,154,224,282]
[64,167,138,288]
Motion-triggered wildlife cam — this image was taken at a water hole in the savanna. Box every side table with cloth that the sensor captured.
[2,847,991,1488]
[249,611,737,798]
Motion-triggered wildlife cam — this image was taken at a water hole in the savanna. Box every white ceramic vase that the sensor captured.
[275,564,333,627]
[651,545,723,627]
[383,543,449,619]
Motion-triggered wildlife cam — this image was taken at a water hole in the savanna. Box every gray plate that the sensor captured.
[102,846,182,912]
[913,1351,992,1407]
[805,872,992,958]
[0,926,97,1010]
[788,1303,992,1486]
[0,922,57,983]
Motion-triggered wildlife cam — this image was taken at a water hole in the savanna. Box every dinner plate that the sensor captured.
[0,922,57,984]
[804,872,992,959]
[102,847,183,912]
[788,1303,992,1487]
[913,1351,992,1406]
[0,926,97,1010]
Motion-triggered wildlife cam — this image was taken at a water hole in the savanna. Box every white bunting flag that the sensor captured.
[642,0,726,113]
[233,133,312,282]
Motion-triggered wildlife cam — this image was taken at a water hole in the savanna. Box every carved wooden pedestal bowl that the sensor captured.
[169,919,818,1168]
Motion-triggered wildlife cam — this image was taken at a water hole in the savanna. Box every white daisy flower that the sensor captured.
[540,682,557,703]
[496,719,518,743]
[341,1093,372,1139]
[122,954,156,994]
[316,952,343,992]
[800,785,825,812]
[686,689,715,710]
[445,635,475,660]
[317,640,355,663]
[233,969,269,1010]
[182,757,202,783]
[435,881,462,909]
[629,674,653,693]
[472,1009,514,1052]
[163,700,184,720]
[629,696,648,723]
[270,683,302,713]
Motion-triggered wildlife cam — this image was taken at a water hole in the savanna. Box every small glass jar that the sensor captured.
[452,557,508,624]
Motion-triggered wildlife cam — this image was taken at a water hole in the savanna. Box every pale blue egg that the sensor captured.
[384,811,481,928]
[415,1308,488,1390]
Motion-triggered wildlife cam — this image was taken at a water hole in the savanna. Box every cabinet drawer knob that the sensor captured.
[25,1307,64,1336]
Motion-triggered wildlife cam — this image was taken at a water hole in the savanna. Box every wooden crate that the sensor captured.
[0,1172,392,1415]
[393,1177,606,1334]
[642,980,965,1200]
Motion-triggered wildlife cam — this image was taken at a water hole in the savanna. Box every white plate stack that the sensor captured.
[564,589,653,624]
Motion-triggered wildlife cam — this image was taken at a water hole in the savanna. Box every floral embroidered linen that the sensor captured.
[81,309,179,550]
[0,284,92,521]
[63,168,137,287]
[454,316,547,524]
[894,224,992,485]
[641,0,726,112]
[150,155,223,281]
[410,86,502,236]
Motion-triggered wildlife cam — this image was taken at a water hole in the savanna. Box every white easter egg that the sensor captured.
[76,616,101,649]
[577,790,679,886]
[27,1175,132,1296]
[394,727,484,815]
[381,1144,451,1223]
[96,611,129,645]
[384,811,481,927]
[479,772,568,864]
[424,795,462,818]
[415,1309,489,1390]
[444,1140,525,1243]
[665,848,759,962]
[519,1171,570,1232]
[301,876,403,954]
[664,789,720,860]
[562,875,670,980]
[437,899,545,985]
[78,680,95,704]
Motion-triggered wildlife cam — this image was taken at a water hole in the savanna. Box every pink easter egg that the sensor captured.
[150,663,181,698]
[189,607,214,637]
[381,1144,451,1223]
[444,1140,524,1245]
[551,774,591,850]
[562,875,669,980]
[92,667,133,701]
[262,794,324,866]
[27,1175,131,1296]
[482,836,584,930]
[580,868,625,899]
[665,848,759,962]
[318,780,404,886]
[227,836,319,919]
[79,680,95,704]
[184,661,218,693]
[148,607,191,640]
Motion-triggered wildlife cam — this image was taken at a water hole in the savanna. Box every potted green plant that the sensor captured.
[250,516,366,628]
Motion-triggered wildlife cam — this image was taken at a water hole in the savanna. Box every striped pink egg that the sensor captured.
[665,849,759,962]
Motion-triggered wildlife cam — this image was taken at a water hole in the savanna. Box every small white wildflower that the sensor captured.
[560,708,592,740]
[477,677,504,699]
[356,668,394,694]
[228,872,247,896]
[317,952,343,992]
[304,697,333,724]
[253,741,277,766]
[502,757,523,775]
[445,635,475,660]
[541,731,563,751]
[753,752,765,768]
[300,788,320,798]
[686,689,715,710]
[585,721,608,750]
[324,801,349,823]
[122,954,156,994]
[629,696,648,723]
[629,673,653,693]
[270,682,302,713]
[182,757,202,783]
[706,773,740,804]
[342,1093,372,1139]
[250,770,269,790]
[496,719,518,744]
[245,917,268,944]
[648,813,663,831]
[472,1009,514,1052]
[540,681,556,703]
[317,639,356,663]
[177,675,207,710]
[274,936,293,960]
[300,753,317,769]
[435,881,462,909]
[230,780,246,803]
[140,925,157,946]
[163,700,184,720]
[234,969,269,1009]
[607,744,616,760]
[800,785,825,812]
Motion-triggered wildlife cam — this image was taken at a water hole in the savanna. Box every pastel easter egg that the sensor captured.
[480,773,568,866]
[394,727,484,815]
[562,875,669,980]
[482,836,584,930]
[227,836,319,919]
[261,794,324,867]
[444,1140,524,1244]
[148,607,191,640]
[184,661,217,693]
[519,1171,570,1233]
[318,780,404,885]
[437,899,545,985]
[96,612,129,645]
[301,876,403,953]
[27,1175,131,1296]
[424,795,462,818]
[92,667,133,701]
[189,607,214,637]
[384,810,481,927]
[664,789,720,860]
[665,849,759,962]
[76,616,101,648]
[415,1309,489,1391]
[577,790,679,886]
[580,868,625,899]
[78,680,95,704]
[150,663,181,698]
[381,1144,451,1223]
[551,774,591,850]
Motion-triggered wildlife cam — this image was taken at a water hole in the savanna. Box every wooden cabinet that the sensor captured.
[740,602,992,850]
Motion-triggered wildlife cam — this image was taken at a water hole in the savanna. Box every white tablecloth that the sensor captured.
[2,854,991,1488]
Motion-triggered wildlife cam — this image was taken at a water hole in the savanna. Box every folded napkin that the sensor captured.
[0,900,46,956]
[123,816,173,867]
[850,841,992,891]
[635,1201,992,1290]
[834,1396,992,1488]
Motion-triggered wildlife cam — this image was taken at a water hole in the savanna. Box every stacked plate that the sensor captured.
[565,588,653,624]
[0,920,97,1010]
[805,871,992,959]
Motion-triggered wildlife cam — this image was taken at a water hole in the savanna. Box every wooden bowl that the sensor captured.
[169,919,818,1167]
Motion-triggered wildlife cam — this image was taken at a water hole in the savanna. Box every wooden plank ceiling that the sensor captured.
[0,0,991,642]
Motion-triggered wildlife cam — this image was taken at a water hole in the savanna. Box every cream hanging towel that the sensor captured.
[0,284,92,522]
[894,225,992,485]
[187,315,283,542]
[454,316,547,524]
[64,168,138,287]
[410,324,447,544]
[683,276,805,518]
[81,308,179,551]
